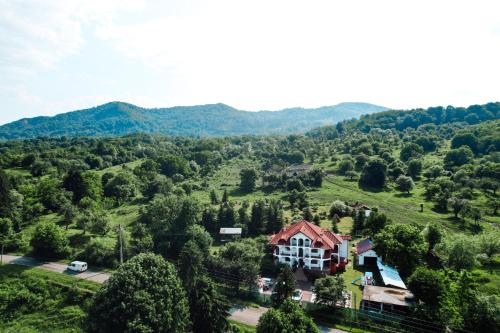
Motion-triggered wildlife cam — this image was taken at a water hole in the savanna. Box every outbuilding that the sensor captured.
[219,227,242,242]
[356,238,379,266]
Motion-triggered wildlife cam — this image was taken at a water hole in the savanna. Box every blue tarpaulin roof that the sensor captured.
[377,261,407,289]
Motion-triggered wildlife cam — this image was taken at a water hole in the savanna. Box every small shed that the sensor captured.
[219,227,242,242]
[361,285,414,313]
[356,239,379,266]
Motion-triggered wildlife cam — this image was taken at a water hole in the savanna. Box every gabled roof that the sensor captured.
[356,238,374,255]
[269,220,347,250]
[351,202,371,210]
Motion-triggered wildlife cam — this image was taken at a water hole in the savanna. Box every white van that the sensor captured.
[68,261,88,272]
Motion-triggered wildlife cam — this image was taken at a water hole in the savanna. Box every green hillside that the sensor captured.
[0,102,387,140]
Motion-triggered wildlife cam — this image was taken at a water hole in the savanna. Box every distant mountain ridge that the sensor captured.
[0,102,388,140]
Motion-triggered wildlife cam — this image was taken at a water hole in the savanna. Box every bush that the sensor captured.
[79,239,116,268]
[30,223,69,258]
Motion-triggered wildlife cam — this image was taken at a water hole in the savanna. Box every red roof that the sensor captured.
[269,220,348,250]
[356,238,373,254]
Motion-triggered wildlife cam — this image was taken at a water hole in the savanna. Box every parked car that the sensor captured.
[261,278,274,291]
[292,289,303,302]
[68,261,88,272]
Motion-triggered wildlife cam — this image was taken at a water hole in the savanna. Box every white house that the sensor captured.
[270,220,351,273]
[356,238,380,266]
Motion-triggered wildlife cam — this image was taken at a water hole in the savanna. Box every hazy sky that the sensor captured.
[1,0,499,125]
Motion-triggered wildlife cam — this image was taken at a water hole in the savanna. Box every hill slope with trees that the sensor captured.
[0,101,387,139]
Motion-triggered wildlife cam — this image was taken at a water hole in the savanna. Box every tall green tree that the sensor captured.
[313,275,347,308]
[0,169,11,217]
[240,168,258,192]
[189,276,231,333]
[373,224,425,277]
[30,222,69,258]
[87,253,191,333]
[249,200,266,236]
[274,265,297,305]
[359,158,387,188]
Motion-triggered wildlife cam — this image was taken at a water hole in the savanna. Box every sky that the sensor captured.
[0,0,499,125]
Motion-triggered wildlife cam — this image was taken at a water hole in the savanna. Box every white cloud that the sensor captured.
[95,0,500,110]
[0,0,141,76]
[0,0,499,123]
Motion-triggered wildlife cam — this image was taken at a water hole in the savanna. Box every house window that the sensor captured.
[298,239,304,246]
[305,239,310,247]
[285,257,290,262]
[311,249,317,253]
[311,260,318,264]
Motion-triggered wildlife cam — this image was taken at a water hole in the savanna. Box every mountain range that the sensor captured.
[0,102,388,140]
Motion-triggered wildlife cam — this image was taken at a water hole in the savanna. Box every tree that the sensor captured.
[451,132,478,152]
[359,158,387,188]
[30,222,69,258]
[313,275,347,308]
[407,159,423,178]
[408,267,446,306]
[89,213,110,235]
[338,159,354,175]
[87,253,191,333]
[266,200,284,234]
[274,265,296,305]
[444,146,474,170]
[178,240,205,289]
[0,218,14,261]
[400,143,423,162]
[328,200,351,218]
[434,234,478,271]
[103,172,137,203]
[476,232,500,264]
[0,169,11,217]
[363,211,390,236]
[222,189,229,203]
[158,154,189,177]
[60,203,76,230]
[373,224,425,277]
[216,238,263,290]
[425,224,442,252]
[257,300,319,333]
[240,168,258,192]
[210,189,219,204]
[448,197,470,218]
[302,207,313,221]
[396,175,415,194]
[249,200,266,236]
[331,214,340,233]
[189,276,230,333]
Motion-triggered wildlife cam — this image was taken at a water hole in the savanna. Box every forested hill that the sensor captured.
[0,101,387,140]
[307,102,500,138]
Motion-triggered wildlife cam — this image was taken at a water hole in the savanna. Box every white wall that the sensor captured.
[358,250,378,265]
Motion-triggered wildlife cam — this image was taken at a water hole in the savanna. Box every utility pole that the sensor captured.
[118,224,123,265]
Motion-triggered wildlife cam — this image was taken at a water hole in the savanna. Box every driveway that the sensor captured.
[1,255,111,283]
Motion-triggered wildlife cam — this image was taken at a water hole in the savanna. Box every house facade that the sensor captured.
[269,220,351,273]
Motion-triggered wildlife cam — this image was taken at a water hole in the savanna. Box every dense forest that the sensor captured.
[0,101,387,139]
[0,102,499,332]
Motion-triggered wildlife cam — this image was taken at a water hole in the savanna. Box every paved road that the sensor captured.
[2,255,346,332]
[1,255,111,283]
